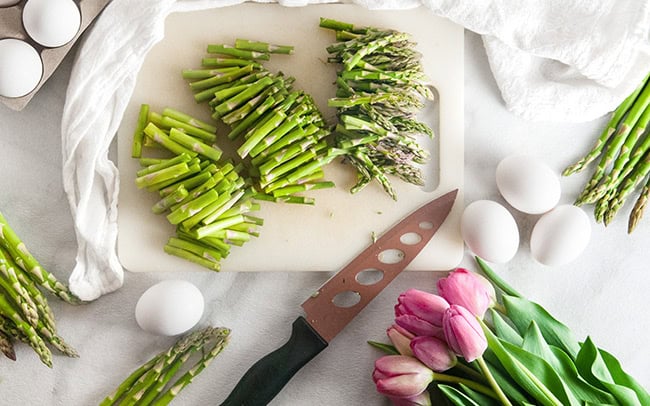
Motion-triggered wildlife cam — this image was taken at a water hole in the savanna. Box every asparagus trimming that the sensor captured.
[320,18,434,200]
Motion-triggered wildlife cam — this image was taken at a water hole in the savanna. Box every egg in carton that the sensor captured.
[0,0,111,111]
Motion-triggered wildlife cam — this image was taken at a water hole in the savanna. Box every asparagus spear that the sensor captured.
[161,107,217,133]
[183,40,338,203]
[0,271,39,327]
[234,39,294,55]
[564,71,650,231]
[604,151,650,225]
[564,73,649,176]
[100,326,230,406]
[629,176,650,232]
[134,105,264,271]
[0,329,15,360]
[584,105,650,204]
[0,247,39,327]
[575,83,650,205]
[154,327,230,405]
[12,261,56,331]
[160,116,217,143]
[200,57,256,68]
[0,293,51,367]
[0,212,79,304]
[131,104,149,158]
[320,18,434,200]
[207,44,270,60]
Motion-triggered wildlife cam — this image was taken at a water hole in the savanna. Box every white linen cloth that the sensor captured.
[61,0,650,300]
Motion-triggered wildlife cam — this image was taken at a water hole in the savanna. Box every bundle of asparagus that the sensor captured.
[132,106,262,271]
[183,39,341,205]
[0,211,78,367]
[564,73,650,232]
[320,18,435,200]
[100,326,230,405]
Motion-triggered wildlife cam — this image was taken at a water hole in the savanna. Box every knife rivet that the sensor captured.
[311,291,320,298]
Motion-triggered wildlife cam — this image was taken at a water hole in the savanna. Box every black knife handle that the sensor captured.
[220,316,328,406]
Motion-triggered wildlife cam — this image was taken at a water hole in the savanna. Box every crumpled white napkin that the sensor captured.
[61,0,650,301]
[427,0,650,121]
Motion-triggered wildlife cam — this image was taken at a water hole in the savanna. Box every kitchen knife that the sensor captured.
[220,188,458,406]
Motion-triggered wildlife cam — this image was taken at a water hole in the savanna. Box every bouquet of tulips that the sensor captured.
[370,257,649,405]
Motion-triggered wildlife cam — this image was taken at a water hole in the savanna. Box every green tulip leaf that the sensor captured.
[438,384,482,406]
[521,321,617,405]
[482,350,534,404]
[489,308,523,346]
[502,295,581,359]
[549,347,619,405]
[599,348,650,405]
[576,337,643,406]
[458,383,501,406]
[475,257,521,297]
[482,320,574,406]
[367,341,399,355]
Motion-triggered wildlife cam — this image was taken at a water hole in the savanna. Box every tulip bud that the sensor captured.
[394,289,449,337]
[390,390,432,406]
[387,324,415,356]
[410,336,457,372]
[373,355,434,398]
[437,268,496,318]
[442,305,487,362]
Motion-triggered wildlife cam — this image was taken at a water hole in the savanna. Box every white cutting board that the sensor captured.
[117,4,464,273]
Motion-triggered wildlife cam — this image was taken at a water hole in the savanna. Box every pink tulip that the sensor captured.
[394,289,449,337]
[442,305,487,362]
[373,355,434,398]
[410,336,457,372]
[437,268,496,318]
[389,390,432,406]
[387,324,415,356]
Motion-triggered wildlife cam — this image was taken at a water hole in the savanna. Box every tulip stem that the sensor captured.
[476,356,513,406]
[432,372,497,400]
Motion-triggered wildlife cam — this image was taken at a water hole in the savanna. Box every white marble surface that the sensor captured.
[0,27,649,405]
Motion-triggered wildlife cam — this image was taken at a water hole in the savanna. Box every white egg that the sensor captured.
[22,0,81,48]
[461,200,519,263]
[530,205,591,266]
[135,280,204,336]
[496,154,561,214]
[0,39,43,98]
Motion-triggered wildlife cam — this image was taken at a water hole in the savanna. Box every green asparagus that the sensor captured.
[0,211,78,366]
[100,326,230,406]
[0,327,15,361]
[132,107,262,271]
[182,39,339,203]
[564,72,650,232]
[320,18,434,199]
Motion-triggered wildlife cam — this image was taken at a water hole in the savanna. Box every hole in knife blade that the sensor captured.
[378,249,405,264]
[332,290,361,308]
[419,221,434,230]
[400,232,422,245]
[355,268,384,285]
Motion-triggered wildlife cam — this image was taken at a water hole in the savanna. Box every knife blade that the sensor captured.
[220,189,458,406]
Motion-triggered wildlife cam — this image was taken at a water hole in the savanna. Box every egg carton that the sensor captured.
[0,0,111,111]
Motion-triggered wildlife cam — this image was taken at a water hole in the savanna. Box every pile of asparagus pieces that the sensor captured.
[132,106,262,271]
[183,39,341,205]
[0,212,78,366]
[320,18,434,200]
[564,73,650,232]
[100,326,230,405]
